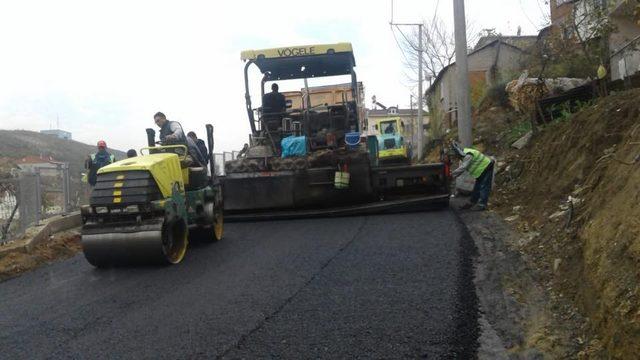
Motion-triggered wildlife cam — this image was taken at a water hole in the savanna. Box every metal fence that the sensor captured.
[0,163,76,244]
[213,153,225,176]
[212,151,240,176]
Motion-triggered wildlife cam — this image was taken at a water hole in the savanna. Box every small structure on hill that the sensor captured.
[40,129,72,140]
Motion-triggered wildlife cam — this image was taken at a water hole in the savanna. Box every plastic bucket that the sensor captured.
[334,171,350,189]
[345,132,361,150]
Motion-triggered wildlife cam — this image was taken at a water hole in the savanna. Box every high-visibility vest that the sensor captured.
[464,148,491,179]
[90,153,115,167]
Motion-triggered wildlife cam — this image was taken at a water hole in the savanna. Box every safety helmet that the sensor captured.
[97,140,107,148]
[451,141,466,158]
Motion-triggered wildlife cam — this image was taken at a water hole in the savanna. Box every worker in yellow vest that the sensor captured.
[451,141,494,211]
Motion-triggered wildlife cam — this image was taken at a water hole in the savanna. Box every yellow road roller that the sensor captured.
[80,124,223,267]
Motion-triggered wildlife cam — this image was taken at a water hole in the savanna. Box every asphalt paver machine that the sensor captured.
[222,43,450,221]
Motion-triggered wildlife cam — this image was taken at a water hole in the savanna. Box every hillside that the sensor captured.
[443,88,640,358]
[492,89,640,358]
[0,130,126,177]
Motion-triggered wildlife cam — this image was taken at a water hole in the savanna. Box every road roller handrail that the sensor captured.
[140,145,188,161]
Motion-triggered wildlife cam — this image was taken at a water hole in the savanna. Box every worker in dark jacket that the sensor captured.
[262,83,286,115]
[451,141,494,211]
[187,131,209,164]
[85,140,115,187]
[261,83,287,133]
[153,112,206,166]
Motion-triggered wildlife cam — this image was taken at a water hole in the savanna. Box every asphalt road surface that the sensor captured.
[0,211,478,359]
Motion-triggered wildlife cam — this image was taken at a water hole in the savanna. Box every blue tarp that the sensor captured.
[281,136,307,158]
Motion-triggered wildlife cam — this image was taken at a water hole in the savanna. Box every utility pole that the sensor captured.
[453,0,472,147]
[417,23,424,160]
[390,17,424,160]
[410,94,415,157]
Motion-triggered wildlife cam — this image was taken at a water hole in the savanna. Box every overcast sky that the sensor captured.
[0,0,548,153]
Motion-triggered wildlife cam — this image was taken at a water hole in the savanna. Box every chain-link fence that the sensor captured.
[0,178,20,242]
[0,163,77,244]
[1,174,40,243]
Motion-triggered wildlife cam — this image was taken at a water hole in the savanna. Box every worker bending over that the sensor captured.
[451,141,494,211]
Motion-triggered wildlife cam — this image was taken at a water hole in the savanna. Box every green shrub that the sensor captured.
[548,99,594,123]
[503,121,532,145]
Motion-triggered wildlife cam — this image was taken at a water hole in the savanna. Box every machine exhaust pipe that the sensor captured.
[206,124,215,183]
[146,128,156,147]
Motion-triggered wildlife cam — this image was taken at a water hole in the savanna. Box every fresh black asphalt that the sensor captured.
[0,211,478,359]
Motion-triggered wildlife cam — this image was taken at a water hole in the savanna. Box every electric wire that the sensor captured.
[519,0,539,29]
[391,25,415,65]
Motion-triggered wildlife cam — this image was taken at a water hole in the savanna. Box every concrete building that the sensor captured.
[474,35,537,52]
[548,0,640,81]
[426,38,530,132]
[366,107,429,134]
[282,82,364,109]
[608,0,640,81]
[40,129,72,140]
[281,82,366,131]
[550,0,577,38]
[15,155,66,176]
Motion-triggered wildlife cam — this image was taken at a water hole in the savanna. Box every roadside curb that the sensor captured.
[448,205,481,358]
[453,197,580,358]
[452,204,516,359]
[0,211,81,257]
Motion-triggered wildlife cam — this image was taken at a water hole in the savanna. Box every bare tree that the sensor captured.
[393,16,479,86]
[569,0,616,71]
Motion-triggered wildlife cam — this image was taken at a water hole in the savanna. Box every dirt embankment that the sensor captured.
[470,89,640,358]
[0,229,81,282]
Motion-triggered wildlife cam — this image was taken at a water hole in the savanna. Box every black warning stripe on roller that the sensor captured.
[91,170,163,206]
[91,187,161,198]
[97,170,153,182]
[94,178,157,190]
[90,195,159,206]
